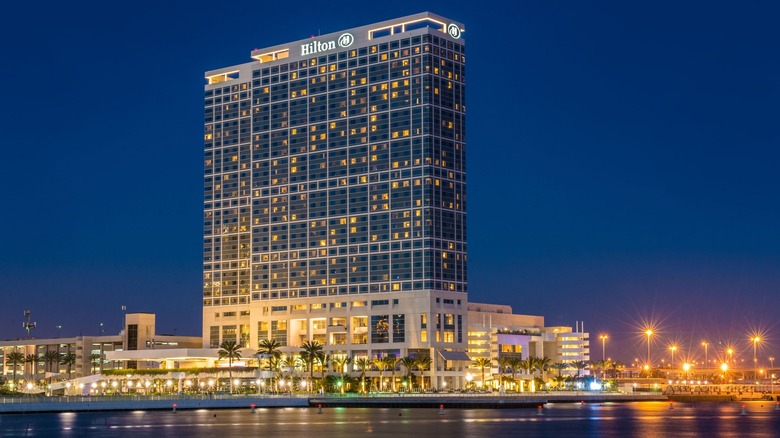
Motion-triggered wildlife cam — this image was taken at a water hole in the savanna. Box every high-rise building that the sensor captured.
[203,12,468,388]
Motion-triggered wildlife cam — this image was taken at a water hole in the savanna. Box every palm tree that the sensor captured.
[372,357,386,391]
[385,357,401,391]
[89,353,101,375]
[331,356,352,394]
[258,339,282,389]
[257,339,282,370]
[520,358,533,375]
[590,359,605,378]
[507,357,522,390]
[317,353,331,391]
[25,353,41,377]
[282,355,300,372]
[474,357,492,389]
[354,358,370,393]
[60,353,77,380]
[608,360,625,379]
[218,340,242,393]
[551,361,568,378]
[399,357,417,390]
[571,360,589,379]
[42,351,60,395]
[533,356,552,381]
[415,356,433,390]
[496,357,512,390]
[300,340,324,385]
[5,350,24,391]
[43,351,59,373]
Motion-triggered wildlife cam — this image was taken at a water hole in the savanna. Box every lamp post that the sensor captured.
[56,325,62,338]
[701,342,708,369]
[752,337,761,379]
[599,335,608,362]
[669,345,677,370]
[770,356,775,371]
[683,363,691,380]
[644,329,653,365]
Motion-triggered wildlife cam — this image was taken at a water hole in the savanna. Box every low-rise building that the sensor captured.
[466,302,590,389]
[0,313,201,388]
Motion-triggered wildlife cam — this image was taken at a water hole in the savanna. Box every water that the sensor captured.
[2,401,779,437]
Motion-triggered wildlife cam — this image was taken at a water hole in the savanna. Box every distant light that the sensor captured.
[589,382,602,391]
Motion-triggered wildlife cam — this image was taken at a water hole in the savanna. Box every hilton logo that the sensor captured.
[301,32,355,56]
[447,24,462,39]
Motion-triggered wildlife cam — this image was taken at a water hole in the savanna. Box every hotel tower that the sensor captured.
[202,12,469,386]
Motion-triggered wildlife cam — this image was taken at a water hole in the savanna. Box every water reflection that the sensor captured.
[1,402,778,437]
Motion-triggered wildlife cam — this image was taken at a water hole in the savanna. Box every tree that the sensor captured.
[43,351,60,374]
[590,360,605,378]
[331,356,352,394]
[551,361,568,378]
[399,357,417,390]
[25,353,41,377]
[60,353,77,380]
[385,357,401,391]
[474,358,493,389]
[258,339,282,390]
[533,356,552,381]
[372,357,386,391]
[496,357,512,390]
[571,360,589,379]
[519,358,533,376]
[89,353,101,374]
[257,339,282,371]
[507,357,522,390]
[354,358,370,393]
[609,360,625,379]
[5,350,24,391]
[317,354,331,391]
[218,340,242,393]
[415,356,433,390]
[282,355,300,372]
[300,340,324,385]
[42,351,60,395]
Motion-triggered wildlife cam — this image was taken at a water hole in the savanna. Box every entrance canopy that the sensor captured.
[438,350,471,361]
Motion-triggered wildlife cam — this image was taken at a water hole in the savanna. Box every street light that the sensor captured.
[682,363,691,379]
[701,342,708,368]
[56,325,62,338]
[669,345,678,369]
[644,329,654,365]
[599,334,608,362]
[752,336,761,379]
[770,356,775,371]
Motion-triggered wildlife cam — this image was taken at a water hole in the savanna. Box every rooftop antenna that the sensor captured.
[23,310,36,339]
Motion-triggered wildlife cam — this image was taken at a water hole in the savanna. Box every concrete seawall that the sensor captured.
[0,393,668,413]
[0,396,307,414]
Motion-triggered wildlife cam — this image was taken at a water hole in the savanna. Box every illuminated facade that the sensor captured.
[467,303,590,388]
[202,13,469,387]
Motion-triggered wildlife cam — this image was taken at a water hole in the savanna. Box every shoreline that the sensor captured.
[0,393,669,414]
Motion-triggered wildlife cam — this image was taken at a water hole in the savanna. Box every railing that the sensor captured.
[0,393,309,404]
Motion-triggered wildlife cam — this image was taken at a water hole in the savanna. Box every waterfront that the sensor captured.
[2,402,779,437]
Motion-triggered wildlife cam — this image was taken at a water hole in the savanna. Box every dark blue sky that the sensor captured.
[1,1,778,364]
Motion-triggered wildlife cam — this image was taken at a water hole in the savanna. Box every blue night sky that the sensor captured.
[1,1,778,364]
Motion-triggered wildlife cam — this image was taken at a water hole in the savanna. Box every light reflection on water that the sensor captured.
[2,401,779,437]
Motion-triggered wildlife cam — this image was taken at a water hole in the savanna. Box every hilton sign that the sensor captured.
[301,33,355,56]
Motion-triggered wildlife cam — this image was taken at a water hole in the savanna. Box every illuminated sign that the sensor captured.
[447,24,462,39]
[301,32,354,56]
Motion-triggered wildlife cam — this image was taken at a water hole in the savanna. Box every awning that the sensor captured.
[439,350,471,361]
